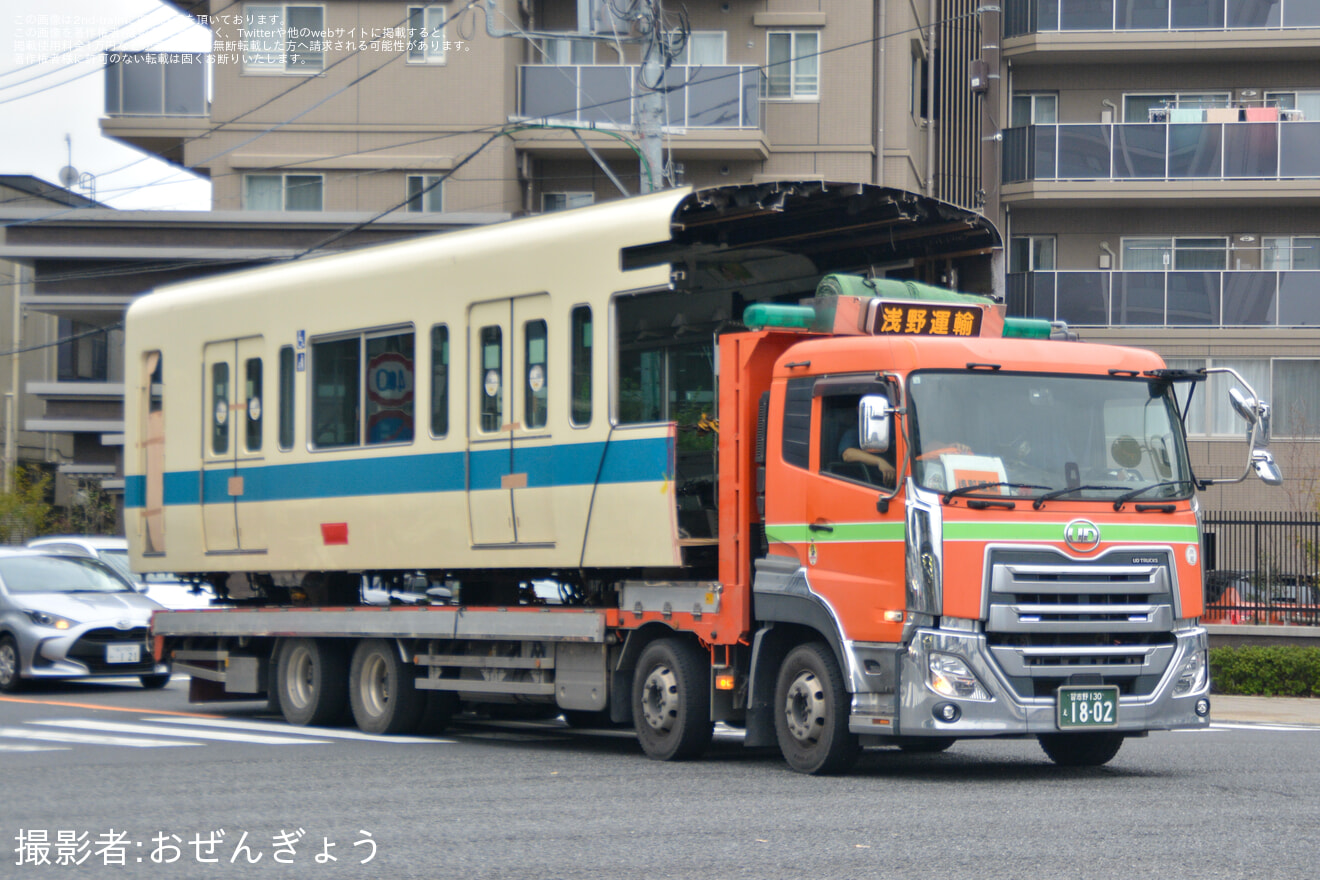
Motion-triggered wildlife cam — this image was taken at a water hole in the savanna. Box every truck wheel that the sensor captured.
[0,636,22,692]
[632,638,712,761]
[349,640,425,735]
[894,736,956,754]
[276,638,348,727]
[1038,732,1124,767]
[774,642,860,775]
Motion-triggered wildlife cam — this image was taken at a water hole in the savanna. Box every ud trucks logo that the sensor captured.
[1064,519,1101,552]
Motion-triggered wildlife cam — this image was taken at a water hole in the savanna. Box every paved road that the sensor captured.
[2,678,1319,879]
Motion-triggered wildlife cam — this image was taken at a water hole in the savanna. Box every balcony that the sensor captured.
[1001,122,1320,202]
[513,64,768,160]
[1005,0,1320,35]
[101,51,210,166]
[1006,270,1320,326]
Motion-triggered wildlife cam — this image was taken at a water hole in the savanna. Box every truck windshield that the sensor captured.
[906,371,1192,503]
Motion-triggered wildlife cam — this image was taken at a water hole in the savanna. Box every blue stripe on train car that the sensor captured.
[124,435,673,508]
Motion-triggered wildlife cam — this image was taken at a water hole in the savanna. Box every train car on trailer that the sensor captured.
[127,181,1271,772]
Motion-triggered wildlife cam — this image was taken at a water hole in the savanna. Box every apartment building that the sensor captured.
[995,0,1320,511]
[103,0,988,220]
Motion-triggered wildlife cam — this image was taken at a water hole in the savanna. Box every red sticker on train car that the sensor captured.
[321,523,349,545]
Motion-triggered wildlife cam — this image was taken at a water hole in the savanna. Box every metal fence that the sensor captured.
[1202,511,1320,626]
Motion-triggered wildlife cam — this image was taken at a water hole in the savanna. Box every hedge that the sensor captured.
[1210,646,1320,697]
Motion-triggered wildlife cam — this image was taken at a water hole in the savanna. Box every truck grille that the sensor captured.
[983,549,1178,698]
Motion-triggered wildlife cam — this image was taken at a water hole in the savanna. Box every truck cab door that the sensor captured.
[802,385,907,644]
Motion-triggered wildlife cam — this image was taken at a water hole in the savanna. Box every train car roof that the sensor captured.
[127,181,1001,323]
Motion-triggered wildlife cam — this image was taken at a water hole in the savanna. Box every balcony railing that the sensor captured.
[1002,122,1320,183]
[104,51,209,117]
[1005,0,1320,36]
[1007,270,1320,326]
[517,65,761,129]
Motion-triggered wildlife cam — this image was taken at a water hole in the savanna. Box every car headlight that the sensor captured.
[26,610,76,630]
[927,652,992,701]
[1173,648,1208,697]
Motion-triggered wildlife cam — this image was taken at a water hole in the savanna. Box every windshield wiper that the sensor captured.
[943,482,1049,504]
[1112,480,1193,510]
[1031,484,1125,510]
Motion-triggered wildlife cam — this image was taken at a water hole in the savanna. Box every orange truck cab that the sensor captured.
[719,274,1281,771]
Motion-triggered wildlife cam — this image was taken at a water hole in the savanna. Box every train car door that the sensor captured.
[467,295,554,546]
[201,338,266,552]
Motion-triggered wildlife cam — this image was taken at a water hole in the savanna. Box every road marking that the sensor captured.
[0,741,71,752]
[0,694,226,719]
[0,726,202,749]
[145,717,453,744]
[33,719,331,746]
[1211,722,1320,733]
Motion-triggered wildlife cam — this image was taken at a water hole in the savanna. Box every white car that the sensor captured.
[24,536,217,610]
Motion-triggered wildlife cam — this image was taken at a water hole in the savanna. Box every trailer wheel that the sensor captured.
[774,642,860,775]
[631,638,712,761]
[276,638,349,727]
[1038,732,1124,767]
[348,639,425,735]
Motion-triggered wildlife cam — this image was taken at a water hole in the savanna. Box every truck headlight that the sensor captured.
[927,653,992,701]
[26,610,75,630]
[1173,649,1207,697]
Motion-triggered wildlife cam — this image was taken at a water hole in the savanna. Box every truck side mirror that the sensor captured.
[1252,449,1283,486]
[859,394,892,453]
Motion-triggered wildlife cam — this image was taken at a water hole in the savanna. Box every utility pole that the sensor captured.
[485,0,670,196]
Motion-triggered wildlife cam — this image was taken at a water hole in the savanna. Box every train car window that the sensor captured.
[571,306,591,426]
[525,319,548,429]
[430,325,448,437]
[311,337,361,448]
[278,346,295,450]
[365,331,415,445]
[211,363,230,455]
[480,325,503,433]
[245,357,263,452]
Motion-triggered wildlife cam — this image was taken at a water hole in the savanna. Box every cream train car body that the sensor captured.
[125,190,684,581]
[123,182,999,592]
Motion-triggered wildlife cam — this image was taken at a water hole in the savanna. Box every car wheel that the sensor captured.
[0,636,22,692]
[139,674,171,690]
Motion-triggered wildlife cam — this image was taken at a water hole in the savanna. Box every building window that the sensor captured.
[406,175,444,212]
[1123,92,1230,121]
[57,319,109,381]
[1263,90,1320,120]
[1121,237,1227,270]
[539,35,594,64]
[1263,236,1320,270]
[407,5,447,64]
[767,31,818,100]
[669,30,726,65]
[542,192,593,212]
[279,346,295,450]
[310,328,415,449]
[1011,93,1057,126]
[244,174,323,211]
[570,306,592,427]
[242,4,324,73]
[430,325,448,437]
[1010,236,1056,273]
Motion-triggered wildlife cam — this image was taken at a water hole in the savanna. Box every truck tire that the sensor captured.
[631,638,712,761]
[349,639,425,735]
[774,642,860,775]
[1038,732,1124,767]
[276,638,349,727]
[0,636,22,692]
